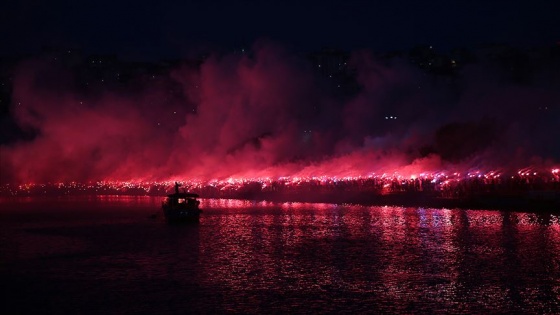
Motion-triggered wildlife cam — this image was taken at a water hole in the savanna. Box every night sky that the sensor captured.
[2,0,559,59]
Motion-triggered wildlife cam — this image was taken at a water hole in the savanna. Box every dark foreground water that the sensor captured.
[1,197,559,314]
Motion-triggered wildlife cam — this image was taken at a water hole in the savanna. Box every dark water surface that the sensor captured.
[1,196,559,314]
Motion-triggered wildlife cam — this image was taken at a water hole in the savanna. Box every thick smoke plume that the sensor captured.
[1,42,559,184]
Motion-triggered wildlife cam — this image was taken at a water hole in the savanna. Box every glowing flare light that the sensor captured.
[2,167,559,199]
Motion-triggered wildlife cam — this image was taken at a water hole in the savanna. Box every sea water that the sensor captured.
[1,196,559,314]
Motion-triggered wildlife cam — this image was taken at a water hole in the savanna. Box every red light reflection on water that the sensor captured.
[195,203,560,313]
[3,195,559,313]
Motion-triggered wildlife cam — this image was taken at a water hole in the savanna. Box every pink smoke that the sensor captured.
[1,42,559,185]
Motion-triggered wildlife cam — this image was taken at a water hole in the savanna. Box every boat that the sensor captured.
[162,182,202,222]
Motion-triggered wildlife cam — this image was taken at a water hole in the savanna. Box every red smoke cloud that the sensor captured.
[1,42,559,185]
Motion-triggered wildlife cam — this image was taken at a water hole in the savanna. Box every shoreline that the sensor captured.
[224,191,560,213]
[2,190,559,214]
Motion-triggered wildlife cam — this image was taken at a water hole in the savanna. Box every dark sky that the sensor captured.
[1,0,559,59]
